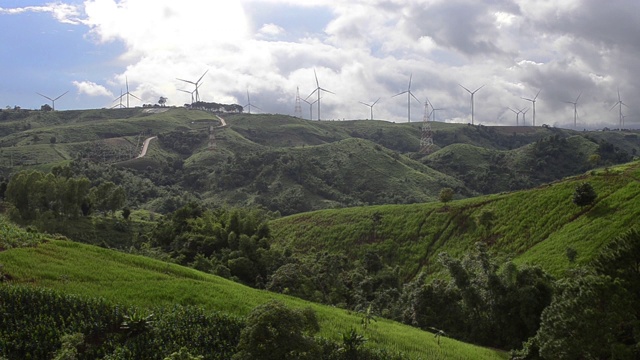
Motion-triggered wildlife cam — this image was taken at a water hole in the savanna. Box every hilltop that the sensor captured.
[0,107,637,216]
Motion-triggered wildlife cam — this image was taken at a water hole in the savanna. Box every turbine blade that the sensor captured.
[197,69,209,83]
[458,84,471,93]
[408,73,413,90]
[576,91,582,103]
[393,91,408,98]
[473,84,486,93]
[36,92,53,101]
[359,101,370,107]
[53,91,69,101]
[306,89,318,99]
[410,91,421,103]
[618,88,621,102]
[314,69,319,87]
[610,102,619,111]
[126,77,129,93]
[320,87,335,95]
[130,93,142,101]
[177,78,196,85]
[372,97,381,106]
[533,89,541,100]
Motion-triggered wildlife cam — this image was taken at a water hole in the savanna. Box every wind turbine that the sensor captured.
[307,69,334,121]
[521,89,541,126]
[459,84,485,125]
[610,88,628,131]
[177,70,208,103]
[359,98,380,120]
[114,77,141,108]
[111,89,126,109]
[427,99,444,122]
[244,88,262,114]
[394,74,421,123]
[301,97,319,120]
[521,108,529,126]
[36,91,68,111]
[178,89,195,104]
[507,107,522,126]
[564,92,582,128]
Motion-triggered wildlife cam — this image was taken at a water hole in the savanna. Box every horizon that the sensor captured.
[2,1,640,129]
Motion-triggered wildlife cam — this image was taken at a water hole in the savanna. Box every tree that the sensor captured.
[233,301,319,360]
[572,182,597,207]
[439,187,454,207]
[158,96,167,107]
[41,104,52,112]
[535,274,633,359]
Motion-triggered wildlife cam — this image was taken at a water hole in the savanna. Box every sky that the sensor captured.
[1,0,640,129]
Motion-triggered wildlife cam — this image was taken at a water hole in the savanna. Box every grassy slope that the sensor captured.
[271,161,640,278]
[0,108,217,168]
[0,239,505,360]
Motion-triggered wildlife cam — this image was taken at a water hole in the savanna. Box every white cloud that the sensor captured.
[16,0,640,128]
[0,3,82,24]
[73,81,113,97]
[258,23,285,38]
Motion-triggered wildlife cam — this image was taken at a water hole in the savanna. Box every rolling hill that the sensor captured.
[0,107,638,217]
[0,232,505,360]
[270,161,640,279]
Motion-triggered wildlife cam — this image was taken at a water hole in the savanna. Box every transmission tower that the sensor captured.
[294,86,303,118]
[420,99,434,154]
[209,125,217,150]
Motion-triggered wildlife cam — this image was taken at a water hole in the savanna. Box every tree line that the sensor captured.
[5,168,126,221]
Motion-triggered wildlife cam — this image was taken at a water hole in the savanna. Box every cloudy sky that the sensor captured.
[1,0,639,129]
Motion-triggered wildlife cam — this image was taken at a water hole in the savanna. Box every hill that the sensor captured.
[0,108,638,216]
[0,235,505,360]
[270,161,640,279]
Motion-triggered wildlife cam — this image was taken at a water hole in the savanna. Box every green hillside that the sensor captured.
[271,161,640,279]
[0,237,505,360]
[1,107,638,216]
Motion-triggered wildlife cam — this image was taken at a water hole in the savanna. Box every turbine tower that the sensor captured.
[307,69,334,121]
[420,97,434,154]
[521,89,540,126]
[394,74,420,123]
[564,92,582,128]
[177,69,208,103]
[36,91,68,111]
[294,87,303,118]
[114,77,141,108]
[244,88,261,114]
[610,88,628,131]
[359,98,380,120]
[459,84,485,125]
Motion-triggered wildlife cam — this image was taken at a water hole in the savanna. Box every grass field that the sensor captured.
[271,161,640,278]
[0,239,506,360]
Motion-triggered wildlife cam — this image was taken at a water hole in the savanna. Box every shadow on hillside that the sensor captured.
[585,202,615,218]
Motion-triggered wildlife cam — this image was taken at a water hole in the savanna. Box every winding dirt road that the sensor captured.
[136,136,157,159]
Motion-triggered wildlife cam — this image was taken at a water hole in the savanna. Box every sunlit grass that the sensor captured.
[0,240,506,360]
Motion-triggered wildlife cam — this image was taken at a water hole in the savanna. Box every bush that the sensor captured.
[572,182,597,207]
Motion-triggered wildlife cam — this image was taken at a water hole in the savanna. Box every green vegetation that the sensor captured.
[0,240,506,360]
[1,109,638,216]
[271,161,640,279]
[2,108,640,358]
